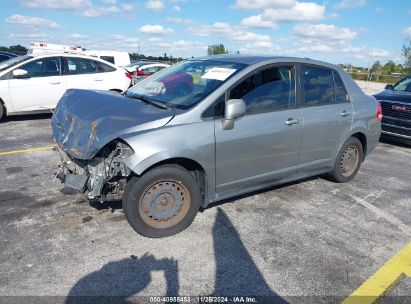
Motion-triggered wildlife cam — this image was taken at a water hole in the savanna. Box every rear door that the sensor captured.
[298,65,353,172]
[63,57,105,91]
[214,64,303,192]
[8,56,65,111]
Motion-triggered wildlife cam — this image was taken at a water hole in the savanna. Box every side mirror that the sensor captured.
[222,99,246,130]
[385,84,393,90]
[12,69,29,79]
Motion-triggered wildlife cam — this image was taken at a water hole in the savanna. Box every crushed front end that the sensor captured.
[56,140,133,199]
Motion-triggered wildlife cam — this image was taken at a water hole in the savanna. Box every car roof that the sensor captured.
[192,54,339,69]
[29,53,118,65]
[139,63,170,68]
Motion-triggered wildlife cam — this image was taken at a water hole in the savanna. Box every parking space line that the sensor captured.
[0,146,54,156]
[342,242,411,304]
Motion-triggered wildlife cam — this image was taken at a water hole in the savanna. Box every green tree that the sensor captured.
[403,40,411,73]
[382,60,396,75]
[207,44,228,55]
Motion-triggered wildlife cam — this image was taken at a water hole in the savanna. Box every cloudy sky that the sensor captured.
[1,0,410,66]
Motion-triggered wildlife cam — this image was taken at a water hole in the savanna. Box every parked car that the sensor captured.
[124,61,155,73]
[0,51,17,63]
[133,63,171,83]
[52,55,381,238]
[373,75,411,144]
[0,53,132,120]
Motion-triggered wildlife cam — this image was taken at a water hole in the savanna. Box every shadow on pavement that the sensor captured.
[212,208,287,303]
[65,253,179,303]
[66,208,287,303]
[0,113,52,123]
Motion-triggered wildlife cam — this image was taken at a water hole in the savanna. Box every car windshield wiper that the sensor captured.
[126,93,169,110]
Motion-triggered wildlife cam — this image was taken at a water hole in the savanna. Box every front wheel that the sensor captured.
[0,103,5,121]
[123,165,201,238]
[327,137,364,183]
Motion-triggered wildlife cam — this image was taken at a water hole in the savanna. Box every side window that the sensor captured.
[229,66,295,113]
[96,61,116,73]
[143,67,157,75]
[202,94,225,119]
[100,56,115,64]
[302,66,334,106]
[67,58,98,75]
[21,57,60,78]
[334,71,348,103]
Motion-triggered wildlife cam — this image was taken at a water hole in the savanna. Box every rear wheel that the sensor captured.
[327,137,363,183]
[123,165,201,238]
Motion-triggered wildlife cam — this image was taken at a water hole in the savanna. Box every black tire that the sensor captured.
[327,137,364,183]
[0,103,5,122]
[123,165,201,238]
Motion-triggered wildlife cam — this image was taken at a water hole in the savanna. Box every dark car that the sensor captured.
[374,76,411,144]
[0,51,17,63]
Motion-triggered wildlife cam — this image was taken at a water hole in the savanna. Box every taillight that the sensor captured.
[377,102,382,122]
[125,71,132,80]
[136,69,144,76]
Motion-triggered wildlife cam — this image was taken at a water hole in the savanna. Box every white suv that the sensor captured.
[0,53,132,120]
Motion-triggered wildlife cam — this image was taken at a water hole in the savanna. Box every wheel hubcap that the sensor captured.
[340,145,359,177]
[139,180,191,229]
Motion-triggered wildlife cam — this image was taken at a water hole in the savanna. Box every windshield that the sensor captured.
[127,60,246,110]
[393,77,411,93]
[0,55,32,72]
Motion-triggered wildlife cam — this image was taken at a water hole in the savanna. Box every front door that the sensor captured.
[214,65,303,193]
[9,56,65,112]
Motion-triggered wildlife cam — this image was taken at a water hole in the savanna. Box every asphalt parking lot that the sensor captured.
[0,115,410,303]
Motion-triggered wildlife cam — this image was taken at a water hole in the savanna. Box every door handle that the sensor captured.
[285,118,300,126]
[49,80,61,84]
[94,78,103,81]
[340,111,352,117]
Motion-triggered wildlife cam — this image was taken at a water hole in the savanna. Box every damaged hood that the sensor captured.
[52,89,174,159]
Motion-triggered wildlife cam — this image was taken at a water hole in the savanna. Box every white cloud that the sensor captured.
[9,32,52,38]
[22,0,91,10]
[173,5,181,12]
[139,24,174,35]
[146,0,166,11]
[166,17,193,24]
[67,33,88,39]
[233,0,295,9]
[239,41,280,54]
[263,2,325,21]
[404,26,411,39]
[5,14,60,29]
[240,15,278,29]
[81,4,133,17]
[103,0,117,3]
[335,0,366,9]
[188,22,271,43]
[294,23,357,41]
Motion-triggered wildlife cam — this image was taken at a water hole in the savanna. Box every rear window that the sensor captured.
[100,56,115,64]
[96,61,116,73]
[334,71,348,103]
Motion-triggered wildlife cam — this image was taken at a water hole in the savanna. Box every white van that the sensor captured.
[28,42,131,67]
[83,51,131,67]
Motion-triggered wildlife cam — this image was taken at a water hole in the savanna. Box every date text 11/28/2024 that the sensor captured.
[149,296,258,303]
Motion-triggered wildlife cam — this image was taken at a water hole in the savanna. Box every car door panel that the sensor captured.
[8,56,65,111]
[214,64,303,193]
[298,65,353,172]
[215,109,303,192]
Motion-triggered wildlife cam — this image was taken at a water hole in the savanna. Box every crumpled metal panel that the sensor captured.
[51,89,174,160]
